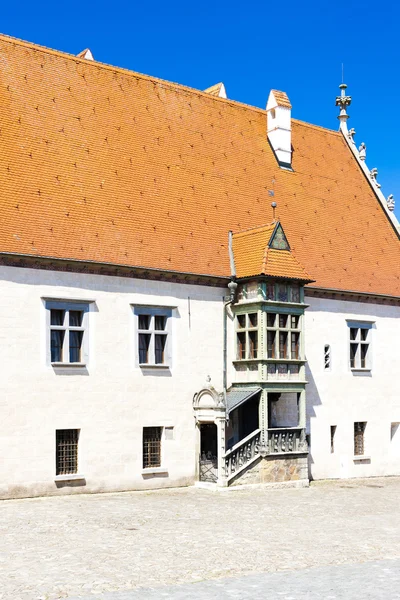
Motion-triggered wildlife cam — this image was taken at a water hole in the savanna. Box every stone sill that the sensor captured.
[54,474,85,482]
[350,368,371,373]
[139,364,170,369]
[141,467,169,475]
[353,455,371,461]
[51,362,87,368]
[267,451,308,457]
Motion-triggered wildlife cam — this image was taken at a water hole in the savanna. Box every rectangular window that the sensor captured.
[330,425,336,453]
[266,311,301,360]
[347,322,372,370]
[236,312,259,360]
[354,422,366,456]
[47,302,88,365]
[56,429,79,475]
[135,307,172,366]
[143,427,162,468]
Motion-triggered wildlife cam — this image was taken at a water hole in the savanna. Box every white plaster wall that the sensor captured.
[305,295,400,480]
[0,266,226,498]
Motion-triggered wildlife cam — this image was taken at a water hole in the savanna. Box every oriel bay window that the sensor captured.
[266,313,301,360]
[135,307,172,366]
[236,312,258,360]
[47,301,89,365]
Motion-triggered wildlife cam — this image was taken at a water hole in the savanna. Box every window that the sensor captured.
[330,425,336,453]
[56,429,79,475]
[135,307,172,366]
[47,302,89,365]
[354,422,366,456]
[266,312,301,359]
[143,427,162,468]
[324,345,331,370]
[236,312,258,359]
[348,322,372,370]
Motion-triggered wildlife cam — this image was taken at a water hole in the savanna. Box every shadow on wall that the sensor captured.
[305,362,323,481]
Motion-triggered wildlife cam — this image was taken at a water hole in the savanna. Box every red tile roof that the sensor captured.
[0,34,399,296]
[232,223,313,281]
[271,90,292,109]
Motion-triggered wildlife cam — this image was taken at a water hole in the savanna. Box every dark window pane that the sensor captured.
[237,332,246,360]
[360,329,368,341]
[50,309,65,326]
[249,331,258,358]
[51,329,64,362]
[69,330,83,363]
[155,334,167,364]
[291,286,300,303]
[279,331,288,358]
[138,315,150,330]
[139,333,151,363]
[267,331,276,358]
[291,332,300,359]
[248,313,258,328]
[266,284,275,300]
[143,427,162,468]
[267,313,276,328]
[350,328,358,341]
[237,315,246,329]
[278,285,288,302]
[350,343,358,368]
[279,314,288,328]
[69,310,83,327]
[291,315,299,329]
[155,315,167,331]
[361,344,368,368]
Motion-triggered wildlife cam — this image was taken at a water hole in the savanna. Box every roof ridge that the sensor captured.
[292,118,341,135]
[0,33,346,134]
[0,32,268,115]
[233,222,276,236]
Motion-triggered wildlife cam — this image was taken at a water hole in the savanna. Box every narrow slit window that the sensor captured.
[324,344,331,370]
[330,425,336,453]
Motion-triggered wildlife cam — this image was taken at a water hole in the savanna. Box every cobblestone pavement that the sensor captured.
[69,559,400,599]
[1,478,400,599]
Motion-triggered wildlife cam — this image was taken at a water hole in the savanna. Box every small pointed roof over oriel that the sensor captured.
[232,221,313,281]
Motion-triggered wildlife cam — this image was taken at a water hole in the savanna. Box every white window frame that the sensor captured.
[347,320,373,371]
[134,306,172,368]
[265,311,302,360]
[235,311,259,360]
[45,300,89,366]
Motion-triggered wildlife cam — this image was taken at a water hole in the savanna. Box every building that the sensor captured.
[0,34,399,499]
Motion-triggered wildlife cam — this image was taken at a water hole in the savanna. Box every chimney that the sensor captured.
[266,90,292,169]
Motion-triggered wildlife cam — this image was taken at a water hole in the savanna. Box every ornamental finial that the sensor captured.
[387,194,395,211]
[335,83,352,132]
[359,142,367,161]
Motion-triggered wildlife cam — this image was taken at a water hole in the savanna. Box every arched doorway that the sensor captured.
[199,423,218,483]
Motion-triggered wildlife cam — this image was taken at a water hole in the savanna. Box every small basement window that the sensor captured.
[56,429,79,475]
[143,427,162,469]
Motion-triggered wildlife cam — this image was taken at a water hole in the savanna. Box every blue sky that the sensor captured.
[3,0,400,219]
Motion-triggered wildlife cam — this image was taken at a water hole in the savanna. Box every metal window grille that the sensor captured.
[56,429,79,475]
[143,427,162,468]
[354,422,366,456]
